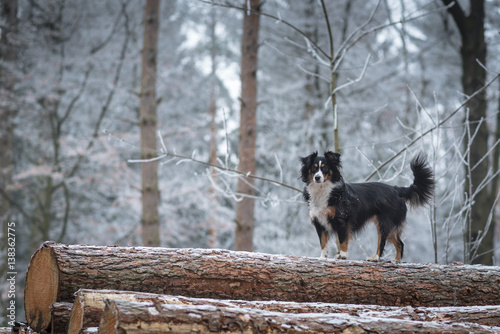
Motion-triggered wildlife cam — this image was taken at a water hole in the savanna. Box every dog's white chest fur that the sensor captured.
[306,182,335,230]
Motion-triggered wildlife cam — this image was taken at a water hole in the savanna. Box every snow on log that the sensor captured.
[25,242,500,331]
[97,299,499,334]
[68,289,500,333]
[0,326,38,334]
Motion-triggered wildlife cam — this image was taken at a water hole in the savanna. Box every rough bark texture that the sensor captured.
[24,242,500,331]
[69,289,500,333]
[139,0,161,247]
[442,0,494,265]
[97,299,498,334]
[235,0,260,251]
[51,302,72,334]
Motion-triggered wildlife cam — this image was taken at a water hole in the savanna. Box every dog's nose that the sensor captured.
[315,175,322,182]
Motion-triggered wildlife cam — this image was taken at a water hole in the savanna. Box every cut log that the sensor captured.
[25,242,500,331]
[50,302,72,334]
[97,299,500,334]
[69,289,500,333]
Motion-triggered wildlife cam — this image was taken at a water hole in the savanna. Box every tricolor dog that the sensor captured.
[300,151,434,261]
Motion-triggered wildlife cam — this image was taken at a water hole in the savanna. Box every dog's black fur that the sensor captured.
[300,151,434,261]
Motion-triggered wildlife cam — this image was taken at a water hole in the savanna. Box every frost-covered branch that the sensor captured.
[365,73,500,181]
[198,0,330,60]
[128,131,302,194]
[336,2,454,68]
[66,5,131,180]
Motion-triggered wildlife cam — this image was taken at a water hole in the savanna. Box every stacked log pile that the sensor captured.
[14,242,500,333]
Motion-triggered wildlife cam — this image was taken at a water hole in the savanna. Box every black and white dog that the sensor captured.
[300,151,434,261]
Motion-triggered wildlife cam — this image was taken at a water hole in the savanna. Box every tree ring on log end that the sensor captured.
[24,242,59,332]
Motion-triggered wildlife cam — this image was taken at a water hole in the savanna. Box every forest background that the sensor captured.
[1,0,500,325]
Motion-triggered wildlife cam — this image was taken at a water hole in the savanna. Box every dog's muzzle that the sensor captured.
[314,171,324,183]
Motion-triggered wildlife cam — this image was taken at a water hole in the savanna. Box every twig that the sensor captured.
[128,150,302,193]
[222,108,230,168]
[337,2,453,67]
[320,0,334,64]
[331,53,371,97]
[65,2,131,180]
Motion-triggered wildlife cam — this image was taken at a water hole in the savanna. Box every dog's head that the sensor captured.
[300,151,342,184]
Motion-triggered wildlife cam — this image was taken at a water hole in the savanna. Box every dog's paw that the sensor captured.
[334,251,348,260]
[366,255,380,262]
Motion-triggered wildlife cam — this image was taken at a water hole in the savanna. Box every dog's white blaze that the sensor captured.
[307,181,334,231]
[313,160,324,183]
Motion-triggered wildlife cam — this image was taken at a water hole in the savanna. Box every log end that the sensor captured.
[24,242,59,332]
[68,295,84,334]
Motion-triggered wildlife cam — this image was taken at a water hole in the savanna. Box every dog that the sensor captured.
[300,151,434,261]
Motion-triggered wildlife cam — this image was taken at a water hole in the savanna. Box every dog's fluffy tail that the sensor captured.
[398,154,435,208]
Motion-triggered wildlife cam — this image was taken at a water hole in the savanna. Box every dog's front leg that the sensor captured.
[334,225,350,260]
[312,218,330,258]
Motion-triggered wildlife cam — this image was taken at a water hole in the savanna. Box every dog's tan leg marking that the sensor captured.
[367,217,381,262]
[335,229,350,260]
[320,230,330,258]
[388,231,403,262]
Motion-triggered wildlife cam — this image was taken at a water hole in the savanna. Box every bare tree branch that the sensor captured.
[197,0,330,59]
[365,73,500,181]
[129,148,303,194]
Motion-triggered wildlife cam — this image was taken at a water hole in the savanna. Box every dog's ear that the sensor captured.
[299,151,317,183]
[300,151,318,166]
[324,151,341,165]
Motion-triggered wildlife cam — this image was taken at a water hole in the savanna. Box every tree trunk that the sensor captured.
[97,299,497,334]
[139,0,161,247]
[207,7,219,249]
[235,0,260,251]
[68,289,500,333]
[303,0,324,149]
[442,0,494,265]
[24,242,500,331]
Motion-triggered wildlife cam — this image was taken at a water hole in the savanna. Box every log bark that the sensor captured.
[50,302,72,334]
[68,289,500,333]
[25,242,500,331]
[97,299,499,334]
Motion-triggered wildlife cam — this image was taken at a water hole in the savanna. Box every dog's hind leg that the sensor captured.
[388,230,404,261]
[312,218,330,258]
[367,217,387,262]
